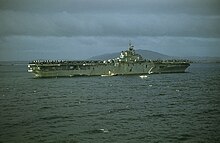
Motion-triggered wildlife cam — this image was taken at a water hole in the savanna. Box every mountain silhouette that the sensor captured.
[89,49,171,60]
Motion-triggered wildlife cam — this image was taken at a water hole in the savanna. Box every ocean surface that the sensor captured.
[0,62,220,143]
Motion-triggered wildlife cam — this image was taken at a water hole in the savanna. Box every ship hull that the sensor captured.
[28,61,190,78]
[28,61,155,78]
[151,62,190,74]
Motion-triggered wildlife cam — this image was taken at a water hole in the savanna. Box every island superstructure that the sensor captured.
[28,42,190,78]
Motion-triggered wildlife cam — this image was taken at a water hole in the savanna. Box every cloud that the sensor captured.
[0,0,220,60]
[1,0,220,15]
[1,0,220,38]
[0,10,220,38]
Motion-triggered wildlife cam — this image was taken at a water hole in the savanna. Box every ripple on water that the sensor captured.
[0,63,220,142]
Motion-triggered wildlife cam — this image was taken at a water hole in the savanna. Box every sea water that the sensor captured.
[0,62,220,143]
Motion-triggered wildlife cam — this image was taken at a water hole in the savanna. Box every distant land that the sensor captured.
[89,49,171,60]
[0,49,219,64]
[89,49,220,63]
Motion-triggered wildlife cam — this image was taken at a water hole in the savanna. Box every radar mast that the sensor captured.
[128,40,134,51]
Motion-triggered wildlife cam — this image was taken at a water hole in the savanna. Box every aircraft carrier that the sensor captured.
[28,43,190,78]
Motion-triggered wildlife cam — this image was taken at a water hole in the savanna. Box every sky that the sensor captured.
[0,0,220,61]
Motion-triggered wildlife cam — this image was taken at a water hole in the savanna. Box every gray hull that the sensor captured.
[28,61,155,78]
[150,62,190,74]
[28,61,190,78]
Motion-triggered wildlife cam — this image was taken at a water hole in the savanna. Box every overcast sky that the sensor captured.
[0,0,220,61]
